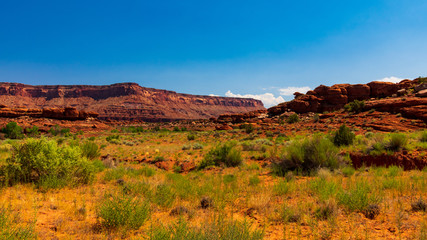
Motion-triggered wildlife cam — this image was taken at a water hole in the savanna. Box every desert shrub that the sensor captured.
[48,125,71,137]
[282,205,301,223]
[313,113,320,122]
[80,141,101,160]
[411,198,427,212]
[386,133,407,151]
[241,139,272,152]
[192,142,204,150]
[96,193,150,230]
[286,114,299,124]
[309,178,339,201]
[0,206,35,239]
[106,134,120,143]
[122,126,144,133]
[248,175,260,186]
[154,156,165,163]
[314,199,337,220]
[333,124,355,146]
[363,204,380,219]
[337,181,381,212]
[0,138,95,187]
[25,126,40,137]
[148,217,263,240]
[421,131,427,143]
[341,166,355,177]
[271,135,342,175]
[2,122,23,139]
[187,133,196,141]
[240,124,254,134]
[199,142,242,169]
[344,100,365,113]
[173,126,181,132]
[182,144,191,150]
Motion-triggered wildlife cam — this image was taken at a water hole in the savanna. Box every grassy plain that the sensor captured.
[0,125,426,239]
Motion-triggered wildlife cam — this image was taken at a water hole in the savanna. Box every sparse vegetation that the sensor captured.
[344,100,365,113]
[199,141,242,169]
[286,113,299,124]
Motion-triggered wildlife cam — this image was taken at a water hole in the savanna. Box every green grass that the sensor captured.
[96,193,150,230]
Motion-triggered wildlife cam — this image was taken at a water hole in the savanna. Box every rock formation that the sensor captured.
[0,105,98,120]
[268,78,425,117]
[0,82,265,121]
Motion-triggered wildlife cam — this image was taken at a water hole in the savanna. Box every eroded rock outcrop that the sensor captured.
[268,78,424,116]
[0,105,98,120]
[0,82,265,121]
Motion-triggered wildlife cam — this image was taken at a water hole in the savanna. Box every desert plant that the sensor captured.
[192,142,204,150]
[2,122,23,139]
[421,130,427,143]
[187,133,196,141]
[337,181,381,212]
[344,100,365,113]
[199,142,242,169]
[314,199,337,220]
[25,126,40,137]
[386,133,407,151]
[0,138,95,187]
[286,113,299,124]
[271,135,342,175]
[96,193,150,230]
[411,198,427,212]
[80,141,101,160]
[333,124,355,146]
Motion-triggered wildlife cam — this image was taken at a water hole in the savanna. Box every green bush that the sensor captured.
[80,141,101,160]
[2,122,23,139]
[272,135,342,175]
[421,131,427,143]
[48,125,71,137]
[0,206,35,239]
[386,133,407,151]
[199,142,242,169]
[25,126,40,137]
[0,138,95,187]
[344,100,365,113]
[333,124,355,146]
[96,193,150,230]
[187,133,196,141]
[106,134,120,143]
[286,114,299,124]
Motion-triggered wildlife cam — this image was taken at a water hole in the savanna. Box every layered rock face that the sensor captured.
[0,82,264,121]
[268,79,424,115]
[0,105,98,120]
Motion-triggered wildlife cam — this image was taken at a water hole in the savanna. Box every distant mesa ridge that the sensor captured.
[0,82,265,121]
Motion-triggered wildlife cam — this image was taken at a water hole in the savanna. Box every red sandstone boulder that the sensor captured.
[368,81,399,98]
[345,84,371,102]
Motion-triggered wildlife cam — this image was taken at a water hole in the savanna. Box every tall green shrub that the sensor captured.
[0,138,95,187]
[272,135,343,175]
[333,124,355,146]
[2,122,23,139]
[199,142,242,169]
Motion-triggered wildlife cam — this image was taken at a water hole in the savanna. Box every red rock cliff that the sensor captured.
[0,82,265,121]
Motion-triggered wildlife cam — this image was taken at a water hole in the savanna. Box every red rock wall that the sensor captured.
[0,82,265,121]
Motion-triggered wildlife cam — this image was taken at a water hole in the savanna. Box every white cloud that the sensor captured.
[375,76,404,83]
[208,94,219,96]
[225,91,285,108]
[279,86,311,96]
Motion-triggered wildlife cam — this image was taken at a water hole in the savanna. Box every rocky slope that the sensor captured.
[0,82,264,121]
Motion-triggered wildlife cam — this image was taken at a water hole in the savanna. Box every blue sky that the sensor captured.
[1,1,426,107]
